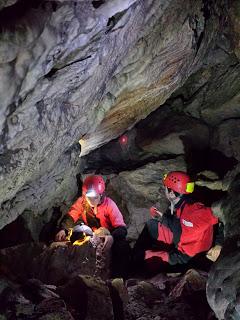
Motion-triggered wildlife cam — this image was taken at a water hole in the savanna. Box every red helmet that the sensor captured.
[82,175,105,196]
[163,171,194,194]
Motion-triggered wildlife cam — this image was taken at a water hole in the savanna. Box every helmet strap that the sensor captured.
[99,192,105,204]
[169,194,184,214]
[170,202,175,215]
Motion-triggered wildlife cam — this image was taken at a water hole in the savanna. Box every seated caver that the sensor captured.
[133,171,223,274]
[55,175,131,279]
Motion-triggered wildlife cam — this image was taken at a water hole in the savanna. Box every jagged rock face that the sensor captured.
[212,119,240,161]
[0,263,215,320]
[1,1,240,319]
[80,0,213,155]
[0,237,113,285]
[229,1,240,60]
[207,240,240,320]
[0,0,227,231]
[0,0,18,10]
[207,175,240,319]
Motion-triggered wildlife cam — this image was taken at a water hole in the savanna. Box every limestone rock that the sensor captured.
[136,110,210,156]
[169,269,207,299]
[0,276,74,320]
[21,279,59,304]
[175,58,240,126]
[35,298,74,320]
[211,119,240,161]
[228,1,240,60]
[81,0,207,156]
[0,243,45,282]
[57,275,114,320]
[125,271,215,320]
[207,238,240,320]
[0,0,220,231]
[201,91,240,125]
[207,174,240,319]
[33,242,97,285]
[0,0,18,10]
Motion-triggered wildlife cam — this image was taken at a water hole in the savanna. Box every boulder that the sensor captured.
[207,174,240,319]
[211,119,240,161]
[57,275,114,320]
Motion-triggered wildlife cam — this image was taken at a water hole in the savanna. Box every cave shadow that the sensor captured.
[0,215,33,249]
[180,135,237,205]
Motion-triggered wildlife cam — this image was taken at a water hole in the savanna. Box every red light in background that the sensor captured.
[119,134,128,146]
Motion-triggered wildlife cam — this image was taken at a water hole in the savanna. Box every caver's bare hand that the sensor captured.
[55,229,66,241]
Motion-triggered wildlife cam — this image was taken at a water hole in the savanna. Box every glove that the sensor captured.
[206,245,222,262]
[150,207,163,219]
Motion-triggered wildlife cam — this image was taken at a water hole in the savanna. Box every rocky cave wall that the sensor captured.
[1,0,236,233]
[1,0,240,319]
[0,0,239,251]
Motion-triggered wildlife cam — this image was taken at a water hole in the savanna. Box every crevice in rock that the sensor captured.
[191,0,220,55]
[202,0,212,21]
[187,148,238,179]
[105,9,127,34]
[220,116,240,123]
[107,280,124,320]
[76,172,83,197]
[0,215,33,249]
[35,100,45,124]
[169,81,208,112]
[57,277,88,319]
[193,186,227,207]
[80,151,181,175]
[0,122,9,154]
[50,1,58,12]
[45,55,92,78]
[189,14,204,53]
[208,150,238,178]
[39,207,62,243]
[196,30,204,52]
[184,146,237,205]
[92,0,105,9]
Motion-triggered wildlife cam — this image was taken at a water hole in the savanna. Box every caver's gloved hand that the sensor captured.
[150,207,163,219]
[206,244,222,262]
[70,224,93,244]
